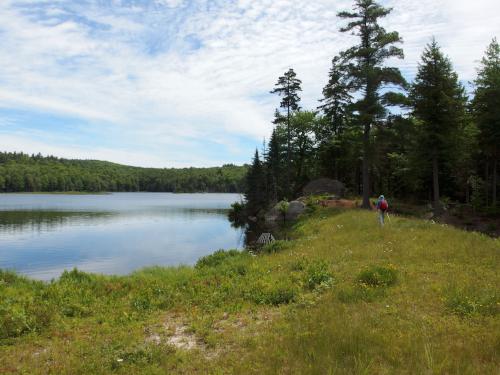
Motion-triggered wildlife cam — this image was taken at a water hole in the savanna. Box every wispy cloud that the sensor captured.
[0,0,498,167]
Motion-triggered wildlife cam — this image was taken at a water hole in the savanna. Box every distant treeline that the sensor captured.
[0,152,247,193]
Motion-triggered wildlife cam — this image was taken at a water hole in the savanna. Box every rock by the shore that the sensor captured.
[265,200,306,222]
[303,178,345,197]
[264,205,281,223]
[286,201,305,220]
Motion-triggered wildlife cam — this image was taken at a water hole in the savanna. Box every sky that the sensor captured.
[0,0,498,168]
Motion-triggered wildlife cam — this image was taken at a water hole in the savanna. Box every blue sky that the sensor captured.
[0,0,498,167]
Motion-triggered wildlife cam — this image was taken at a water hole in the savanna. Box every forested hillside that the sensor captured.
[0,152,247,193]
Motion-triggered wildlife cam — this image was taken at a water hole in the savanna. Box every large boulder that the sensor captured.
[286,200,306,221]
[264,204,281,223]
[303,178,345,197]
[265,200,306,222]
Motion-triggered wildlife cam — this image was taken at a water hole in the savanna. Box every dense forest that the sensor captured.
[244,0,499,217]
[0,152,247,193]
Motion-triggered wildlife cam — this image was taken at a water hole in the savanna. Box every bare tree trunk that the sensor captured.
[485,160,489,207]
[493,157,497,206]
[432,154,442,215]
[362,122,371,209]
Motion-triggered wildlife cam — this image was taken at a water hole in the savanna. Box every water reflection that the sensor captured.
[0,193,243,280]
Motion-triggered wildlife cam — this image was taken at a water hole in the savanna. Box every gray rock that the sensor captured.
[286,201,306,220]
[303,178,345,197]
[265,204,282,223]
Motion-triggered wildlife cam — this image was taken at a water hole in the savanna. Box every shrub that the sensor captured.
[0,297,53,339]
[304,260,333,290]
[261,240,289,254]
[265,286,296,306]
[59,268,94,284]
[246,280,297,306]
[357,265,397,287]
[195,249,242,269]
[0,270,21,285]
[289,256,308,272]
[445,287,498,317]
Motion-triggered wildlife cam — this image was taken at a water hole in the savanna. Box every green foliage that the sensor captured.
[244,150,268,215]
[247,279,297,306]
[445,286,499,317]
[304,260,333,290]
[195,249,243,269]
[0,152,247,193]
[357,265,398,287]
[1,210,499,374]
[261,240,289,254]
[468,175,486,210]
[410,40,467,211]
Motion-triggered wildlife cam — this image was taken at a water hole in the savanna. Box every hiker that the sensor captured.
[375,195,388,226]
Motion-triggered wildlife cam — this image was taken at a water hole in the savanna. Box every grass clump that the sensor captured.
[195,249,243,268]
[261,240,289,254]
[445,285,499,317]
[304,260,333,290]
[357,265,398,287]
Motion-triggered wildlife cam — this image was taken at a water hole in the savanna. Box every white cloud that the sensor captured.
[0,0,498,166]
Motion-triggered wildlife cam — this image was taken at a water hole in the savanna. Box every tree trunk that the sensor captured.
[286,105,291,199]
[432,154,442,215]
[493,157,497,207]
[485,160,489,207]
[361,122,371,209]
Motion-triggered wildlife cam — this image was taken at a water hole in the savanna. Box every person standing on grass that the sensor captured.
[376,195,388,226]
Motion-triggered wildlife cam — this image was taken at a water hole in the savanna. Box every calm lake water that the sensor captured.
[0,193,243,280]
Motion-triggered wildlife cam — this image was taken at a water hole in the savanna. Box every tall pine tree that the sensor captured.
[337,0,406,209]
[270,68,302,198]
[473,38,500,207]
[410,40,467,214]
[318,55,354,181]
[319,55,353,136]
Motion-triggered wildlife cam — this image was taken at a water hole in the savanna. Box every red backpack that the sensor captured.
[379,199,388,211]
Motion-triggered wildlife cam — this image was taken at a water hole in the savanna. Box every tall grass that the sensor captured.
[1,208,499,374]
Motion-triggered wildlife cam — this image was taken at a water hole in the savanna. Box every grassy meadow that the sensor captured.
[1,207,499,374]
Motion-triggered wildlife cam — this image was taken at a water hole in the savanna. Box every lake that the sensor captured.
[0,193,243,280]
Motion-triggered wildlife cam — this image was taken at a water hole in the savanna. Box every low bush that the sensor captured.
[357,265,397,287]
[195,249,242,268]
[445,286,499,317]
[0,297,53,339]
[261,240,289,254]
[246,279,297,306]
[304,260,333,290]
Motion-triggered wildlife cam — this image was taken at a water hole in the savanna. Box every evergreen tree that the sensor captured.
[473,38,500,206]
[244,150,267,215]
[318,55,353,136]
[290,111,317,189]
[410,40,467,214]
[270,68,302,198]
[318,55,354,181]
[265,128,286,202]
[338,0,406,209]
